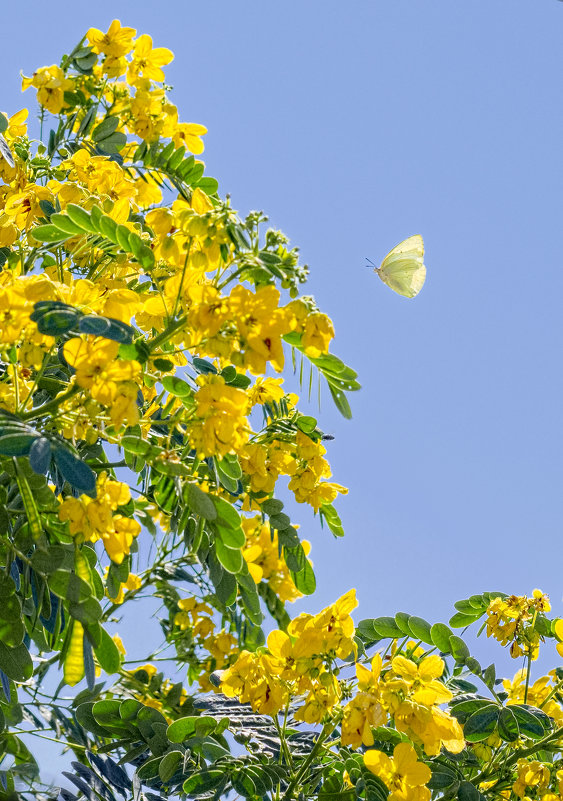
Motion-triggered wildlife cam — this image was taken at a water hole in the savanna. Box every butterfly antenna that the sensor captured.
[365,257,377,269]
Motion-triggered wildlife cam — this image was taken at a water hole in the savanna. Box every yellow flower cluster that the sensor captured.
[173,596,238,691]
[364,743,432,801]
[242,515,308,603]
[221,590,357,721]
[241,430,347,513]
[486,589,551,659]
[58,473,140,564]
[512,759,552,798]
[503,669,563,726]
[342,652,464,756]
[188,375,249,459]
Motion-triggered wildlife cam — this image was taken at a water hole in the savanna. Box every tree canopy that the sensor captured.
[0,18,562,801]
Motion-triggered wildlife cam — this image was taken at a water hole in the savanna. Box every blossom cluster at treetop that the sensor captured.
[0,18,562,801]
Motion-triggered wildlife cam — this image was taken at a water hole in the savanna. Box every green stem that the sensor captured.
[21,385,79,421]
[147,315,189,352]
[523,650,532,705]
[282,721,337,801]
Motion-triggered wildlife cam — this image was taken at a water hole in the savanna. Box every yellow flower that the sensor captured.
[22,66,73,114]
[5,109,28,139]
[302,312,335,357]
[172,122,207,155]
[127,34,174,84]
[513,760,550,798]
[87,20,136,57]
[388,655,452,705]
[364,743,431,801]
[248,376,286,407]
[63,336,141,408]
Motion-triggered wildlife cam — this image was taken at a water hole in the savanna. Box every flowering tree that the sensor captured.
[1,19,563,801]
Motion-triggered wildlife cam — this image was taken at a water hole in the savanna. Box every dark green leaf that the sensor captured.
[92,116,119,142]
[458,781,480,801]
[498,707,519,741]
[53,448,96,494]
[463,705,500,742]
[186,484,217,520]
[0,642,32,682]
[29,437,51,474]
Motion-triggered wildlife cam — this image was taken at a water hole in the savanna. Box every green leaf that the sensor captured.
[53,447,96,494]
[35,307,80,336]
[49,570,92,604]
[406,616,433,644]
[50,213,85,236]
[185,484,217,520]
[510,705,548,739]
[75,702,111,737]
[269,512,291,530]
[370,616,404,639]
[31,224,68,243]
[30,545,68,574]
[0,114,7,134]
[167,715,218,743]
[212,495,242,530]
[96,132,127,154]
[261,498,284,516]
[463,704,500,742]
[483,663,496,689]
[357,619,382,642]
[196,176,219,195]
[428,764,458,790]
[92,116,119,142]
[159,750,183,782]
[162,375,193,398]
[0,433,36,456]
[215,540,244,573]
[0,642,32,682]
[449,611,481,628]
[394,612,413,635]
[320,503,345,537]
[93,627,121,675]
[290,556,316,596]
[65,204,97,233]
[183,769,226,795]
[296,415,317,433]
[458,781,480,801]
[449,635,470,662]
[498,707,519,741]
[430,622,454,652]
[327,381,352,419]
[29,437,51,474]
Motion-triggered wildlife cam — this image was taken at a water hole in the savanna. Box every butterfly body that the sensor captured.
[375,234,426,298]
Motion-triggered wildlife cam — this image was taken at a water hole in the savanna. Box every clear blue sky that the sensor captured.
[2,0,563,781]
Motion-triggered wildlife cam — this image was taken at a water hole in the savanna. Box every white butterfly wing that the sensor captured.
[377,235,426,298]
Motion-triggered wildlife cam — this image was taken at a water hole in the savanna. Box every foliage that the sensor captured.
[0,18,562,801]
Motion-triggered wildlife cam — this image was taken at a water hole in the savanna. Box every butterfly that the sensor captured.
[0,134,14,169]
[371,234,426,298]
